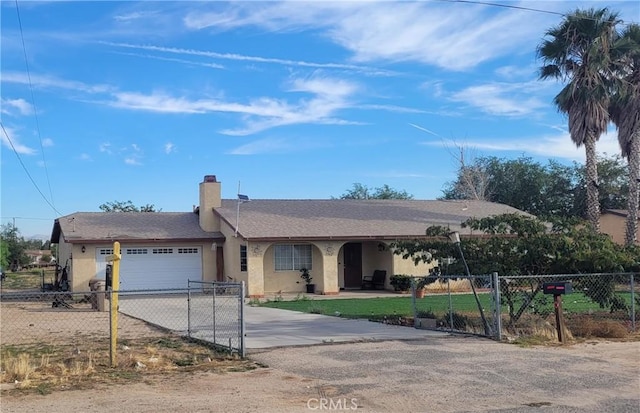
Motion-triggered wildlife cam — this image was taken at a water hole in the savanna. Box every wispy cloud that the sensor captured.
[421,130,622,161]
[228,137,293,155]
[113,51,224,69]
[2,71,113,94]
[99,143,112,154]
[1,98,34,116]
[164,142,176,154]
[0,126,36,155]
[182,2,553,70]
[42,138,54,147]
[106,74,361,135]
[449,81,547,117]
[102,42,396,76]
[78,153,92,161]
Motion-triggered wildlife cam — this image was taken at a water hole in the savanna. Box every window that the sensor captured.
[152,248,174,254]
[274,244,312,271]
[178,248,199,254]
[99,249,113,255]
[126,248,148,255]
[240,245,247,272]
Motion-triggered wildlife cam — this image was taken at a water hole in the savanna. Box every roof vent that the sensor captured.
[203,175,217,183]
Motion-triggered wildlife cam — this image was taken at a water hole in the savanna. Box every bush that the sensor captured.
[390,274,412,292]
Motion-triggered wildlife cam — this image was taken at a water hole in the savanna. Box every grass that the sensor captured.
[0,336,261,393]
[1,269,56,290]
[261,292,635,320]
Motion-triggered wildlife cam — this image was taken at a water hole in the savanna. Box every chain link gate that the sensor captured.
[412,273,499,339]
[187,281,245,357]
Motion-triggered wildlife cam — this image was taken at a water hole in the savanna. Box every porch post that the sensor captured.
[320,242,340,295]
[246,242,265,298]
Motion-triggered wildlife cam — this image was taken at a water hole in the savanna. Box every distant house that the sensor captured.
[24,250,54,268]
[600,209,639,245]
[51,175,530,296]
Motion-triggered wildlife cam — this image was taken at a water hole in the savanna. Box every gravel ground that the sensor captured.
[2,336,638,413]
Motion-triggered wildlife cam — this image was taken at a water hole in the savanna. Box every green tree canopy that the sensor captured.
[99,201,160,212]
[337,183,414,200]
[441,155,627,219]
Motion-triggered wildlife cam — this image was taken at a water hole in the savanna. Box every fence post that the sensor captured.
[187,281,192,337]
[631,274,636,332]
[240,281,246,358]
[213,282,217,345]
[411,278,418,328]
[492,272,502,341]
[447,277,454,333]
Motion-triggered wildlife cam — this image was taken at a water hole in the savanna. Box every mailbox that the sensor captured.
[542,282,572,295]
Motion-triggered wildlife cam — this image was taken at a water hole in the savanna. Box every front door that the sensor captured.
[343,243,362,289]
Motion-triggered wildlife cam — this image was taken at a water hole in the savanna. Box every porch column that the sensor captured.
[319,242,341,295]
[246,242,265,298]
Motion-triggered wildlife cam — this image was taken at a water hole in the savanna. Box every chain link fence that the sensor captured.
[1,282,246,360]
[187,281,245,357]
[497,273,637,341]
[412,274,498,338]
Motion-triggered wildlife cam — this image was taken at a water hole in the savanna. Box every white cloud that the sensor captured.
[181,1,552,71]
[99,143,112,154]
[2,71,112,94]
[124,157,142,165]
[449,81,547,117]
[42,138,54,147]
[107,74,360,135]
[114,51,225,69]
[1,98,34,116]
[79,153,92,161]
[228,137,292,155]
[102,42,396,76]
[421,130,622,161]
[164,142,176,154]
[0,126,36,155]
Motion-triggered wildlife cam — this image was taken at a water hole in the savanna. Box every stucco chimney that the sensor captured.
[199,175,221,232]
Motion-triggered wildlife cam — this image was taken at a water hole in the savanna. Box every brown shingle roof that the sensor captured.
[51,212,224,244]
[215,199,531,240]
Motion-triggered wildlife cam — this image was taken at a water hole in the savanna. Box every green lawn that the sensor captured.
[260,291,634,319]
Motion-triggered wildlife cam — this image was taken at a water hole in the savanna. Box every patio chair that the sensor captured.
[361,270,387,290]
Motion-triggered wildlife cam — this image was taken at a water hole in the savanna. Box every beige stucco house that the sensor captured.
[601,209,639,245]
[51,175,528,297]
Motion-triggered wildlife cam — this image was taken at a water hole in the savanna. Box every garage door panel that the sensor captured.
[96,246,202,290]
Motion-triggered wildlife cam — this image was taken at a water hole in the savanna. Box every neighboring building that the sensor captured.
[51,175,529,296]
[601,209,639,245]
[24,250,54,268]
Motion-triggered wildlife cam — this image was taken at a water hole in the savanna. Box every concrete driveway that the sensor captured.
[118,294,445,350]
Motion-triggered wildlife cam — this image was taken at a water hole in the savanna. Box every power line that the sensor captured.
[0,122,63,216]
[14,0,56,209]
[436,0,638,26]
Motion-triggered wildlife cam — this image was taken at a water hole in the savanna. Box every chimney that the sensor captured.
[199,175,221,232]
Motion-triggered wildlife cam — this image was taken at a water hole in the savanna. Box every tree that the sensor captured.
[610,24,640,245]
[442,155,628,219]
[393,214,637,326]
[337,183,414,200]
[99,200,160,212]
[0,224,30,271]
[538,8,622,230]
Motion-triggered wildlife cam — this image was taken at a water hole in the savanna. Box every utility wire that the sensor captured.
[0,122,63,216]
[436,0,638,26]
[14,0,56,209]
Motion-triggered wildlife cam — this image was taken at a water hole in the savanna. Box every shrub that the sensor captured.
[390,274,412,292]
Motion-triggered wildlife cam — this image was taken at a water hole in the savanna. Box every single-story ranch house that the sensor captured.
[600,209,639,245]
[51,175,528,297]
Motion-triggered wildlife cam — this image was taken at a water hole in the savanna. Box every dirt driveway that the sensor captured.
[2,336,638,413]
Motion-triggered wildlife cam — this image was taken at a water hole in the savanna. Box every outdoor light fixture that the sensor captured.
[81,246,86,253]
[448,231,491,336]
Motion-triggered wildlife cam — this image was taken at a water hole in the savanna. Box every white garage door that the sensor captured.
[95,246,202,290]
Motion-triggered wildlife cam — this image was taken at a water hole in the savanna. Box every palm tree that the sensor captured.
[610,24,640,245]
[538,8,622,231]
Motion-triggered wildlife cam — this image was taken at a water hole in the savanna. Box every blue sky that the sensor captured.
[1,1,639,239]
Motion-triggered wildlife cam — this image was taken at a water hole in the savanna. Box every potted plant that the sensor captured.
[299,268,315,294]
[415,275,438,299]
